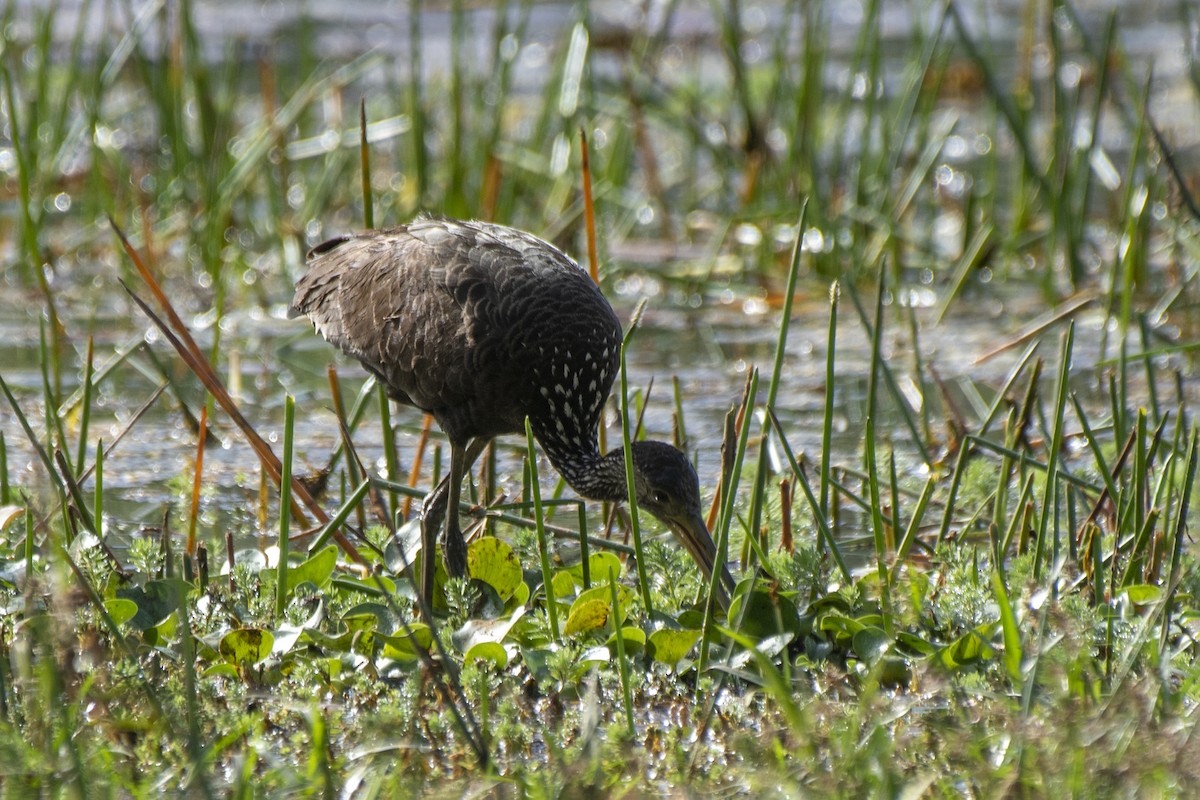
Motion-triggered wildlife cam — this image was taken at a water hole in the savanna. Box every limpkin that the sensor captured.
[290,217,735,610]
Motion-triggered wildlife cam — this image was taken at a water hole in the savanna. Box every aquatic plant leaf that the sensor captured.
[938,626,996,669]
[271,624,305,657]
[1121,584,1162,606]
[104,598,139,626]
[727,588,802,641]
[566,552,623,587]
[467,537,523,601]
[219,628,274,665]
[464,641,508,668]
[648,628,702,666]
[551,571,577,600]
[606,625,646,656]
[991,569,1022,681]
[342,603,393,633]
[564,584,633,636]
[385,519,424,572]
[286,545,338,592]
[819,613,866,640]
[116,579,192,630]
[580,645,611,665]
[852,626,890,666]
[202,663,240,679]
[563,598,610,636]
[380,623,433,660]
[452,607,527,654]
[895,631,937,656]
[510,580,531,609]
[334,574,397,596]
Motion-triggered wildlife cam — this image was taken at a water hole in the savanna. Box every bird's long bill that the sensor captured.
[669,511,735,612]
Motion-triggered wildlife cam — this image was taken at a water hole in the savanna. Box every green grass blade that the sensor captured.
[526,417,560,643]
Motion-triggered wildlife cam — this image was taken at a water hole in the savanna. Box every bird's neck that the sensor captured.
[537,431,629,503]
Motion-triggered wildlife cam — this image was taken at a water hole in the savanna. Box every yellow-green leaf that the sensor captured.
[467,537,523,600]
[648,628,702,666]
[567,552,623,587]
[570,583,632,627]
[219,628,274,665]
[551,571,577,600]
[104,598,139,626]
[1122,584,1162,606]
[381,624,433,660]
[288,545,338,592]
[563,598,610,636]
[464,641,508,668]
[606,625,646,656]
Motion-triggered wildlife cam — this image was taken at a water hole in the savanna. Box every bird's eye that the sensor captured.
[652,490,670,505]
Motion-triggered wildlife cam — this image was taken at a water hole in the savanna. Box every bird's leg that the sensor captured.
[419,476,449,603]
[418,438,488,601]
[441,442,470,580]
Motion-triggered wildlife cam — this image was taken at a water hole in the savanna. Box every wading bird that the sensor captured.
[291,217,734,609]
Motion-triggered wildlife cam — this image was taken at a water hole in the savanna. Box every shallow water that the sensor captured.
[2,0,1197,553]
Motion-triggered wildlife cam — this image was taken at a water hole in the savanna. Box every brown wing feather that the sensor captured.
[291,218,620,447]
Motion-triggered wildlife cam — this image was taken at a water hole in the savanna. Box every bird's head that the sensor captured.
[627,440,733,609]
[627,440,705,527]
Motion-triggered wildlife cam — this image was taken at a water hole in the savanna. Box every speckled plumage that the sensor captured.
[291,217,734,609]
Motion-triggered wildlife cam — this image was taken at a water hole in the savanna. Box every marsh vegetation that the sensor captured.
[1,0,1199,795]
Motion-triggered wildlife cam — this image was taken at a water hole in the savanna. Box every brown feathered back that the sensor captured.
[290,218,622,456]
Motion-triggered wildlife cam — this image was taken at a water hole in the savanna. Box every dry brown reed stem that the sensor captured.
[708,370,754,531]
[185,404,207,558]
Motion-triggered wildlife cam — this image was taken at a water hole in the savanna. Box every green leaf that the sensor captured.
[260,546,339,601]
[464,641,508,668]
[288,545,338,592]
[104,598,139,626]
[895,631,937,656]
[510,580,531,608]
[818,613,865,639]
[647,628,702,666]
[339,611,378,654]
[852,626,890,666]
[115,579,192,630]
[567,552,623,587]
[202,663,241,679]
[606,625,646,656]
[563,583,633,636]
[467,537,523,601]
[938,626,995,669]
[219,628,274,666]
[342,603,393,632]
[380,623,433,660]
[299,628,354,652]
[727,589,802,641]
[333,574,396,596]
[991,569,1022,681]
[1121,584,1162,606]
[551,571,578,600]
